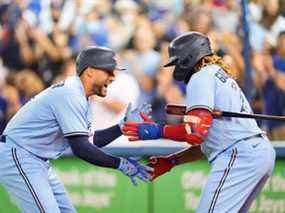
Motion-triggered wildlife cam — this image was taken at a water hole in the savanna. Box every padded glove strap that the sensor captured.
[163,108,213,145]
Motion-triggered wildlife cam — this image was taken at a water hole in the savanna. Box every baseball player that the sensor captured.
[123,32,276,212]
[0,46,153,213]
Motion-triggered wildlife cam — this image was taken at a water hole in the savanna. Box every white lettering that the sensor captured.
[181,171,207,189]
[55,169,117,188]
[70,191,113,208]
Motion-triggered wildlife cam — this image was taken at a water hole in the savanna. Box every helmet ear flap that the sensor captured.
[184,68,195,84]
[173,55,196,82]
[173,65,187,81]
[178,55,192,69]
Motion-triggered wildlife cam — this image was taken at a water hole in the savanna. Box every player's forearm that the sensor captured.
[172,145,204,166]
[93,124,122,147]
[67,135,120,169]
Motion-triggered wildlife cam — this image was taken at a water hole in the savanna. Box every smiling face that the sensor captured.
[81,67,116,97]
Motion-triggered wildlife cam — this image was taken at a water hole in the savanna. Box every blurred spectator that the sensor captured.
[152,66,184,124]
[211,0,240,33]
[14,69,44,104]
[0,63,8,134]
[261,31,285,140]
[207,30,245,85]
[249,0,285,52]
[253,32,285,140]
[0,71,21,123]
[114,0,139,35]
[52,57,76,83]
[0,94,7,134]
[123,24,161,106]
[250,52,267,127]
[0,0,284,141]
[190,8,212,35]
[0,2,26,71]
[151,41,185,123]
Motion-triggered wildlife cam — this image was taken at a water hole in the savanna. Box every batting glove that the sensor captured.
[117,157,154,186]
[147,155,177,180]
[119,102,152,130]
[122,112,164,141]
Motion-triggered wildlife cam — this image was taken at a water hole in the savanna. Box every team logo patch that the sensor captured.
[144,129,150,135]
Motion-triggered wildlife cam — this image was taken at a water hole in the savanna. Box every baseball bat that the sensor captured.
[166,104,285,121]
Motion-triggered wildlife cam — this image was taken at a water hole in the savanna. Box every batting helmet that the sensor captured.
[76,46,125,76]
[164,31,213,83]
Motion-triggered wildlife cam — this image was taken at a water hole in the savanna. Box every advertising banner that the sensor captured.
[0,158,284,213]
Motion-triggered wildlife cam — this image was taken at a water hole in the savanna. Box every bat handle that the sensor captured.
[212,110,223,118]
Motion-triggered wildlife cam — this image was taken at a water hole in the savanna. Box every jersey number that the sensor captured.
[239,90,252,113]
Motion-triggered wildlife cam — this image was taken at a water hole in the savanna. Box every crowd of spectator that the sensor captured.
[0,0,285,140]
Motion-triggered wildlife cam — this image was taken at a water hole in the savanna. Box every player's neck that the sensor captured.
[80,75,91,97]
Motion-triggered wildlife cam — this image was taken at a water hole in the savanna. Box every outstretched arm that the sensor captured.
[93,124,122,148]
[123,108,213,146]
[148,145,204,180]
[172,145,204,165]
[68,135,120,168]
[93,102,152,147]
[67,135,153,186]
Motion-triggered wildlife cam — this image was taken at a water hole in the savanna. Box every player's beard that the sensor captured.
[93,84,107,97]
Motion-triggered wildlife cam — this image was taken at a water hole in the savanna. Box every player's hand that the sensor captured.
[117,157,154,186]
[119,103,152,129]
[147,155,177,181]
[122,113,163,141]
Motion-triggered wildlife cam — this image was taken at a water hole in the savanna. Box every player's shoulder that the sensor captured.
[49,76,86,102]
[191,64,221,81]
[51,76,83,94]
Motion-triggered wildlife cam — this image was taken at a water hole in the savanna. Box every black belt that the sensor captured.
[0,135,48,162]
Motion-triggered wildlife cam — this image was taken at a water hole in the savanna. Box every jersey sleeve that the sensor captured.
[185,67,216,112]
[50,93,89,137]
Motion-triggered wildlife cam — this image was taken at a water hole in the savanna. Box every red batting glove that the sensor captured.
[147,155,177,181]
[139,112,154,123]
[122,112,154,141]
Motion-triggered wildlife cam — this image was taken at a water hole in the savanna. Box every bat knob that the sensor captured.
[212,110,222,118]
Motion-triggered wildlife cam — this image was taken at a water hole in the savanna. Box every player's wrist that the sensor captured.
[148,155,177,180]
[162,124,187,141]
[158,124,164,138]
[138,123,164,139]
[114,157,122,169]
[118,118,126,131]
[117,157,126,170]
[117,157,136,175]
[166,155,178,168]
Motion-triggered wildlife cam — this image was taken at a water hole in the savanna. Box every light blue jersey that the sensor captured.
[185,65,263,162]
[185,64,275,212]
[4,76,92,159]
